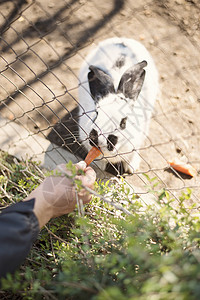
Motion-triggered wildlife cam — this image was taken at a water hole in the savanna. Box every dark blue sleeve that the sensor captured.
[0,199,39,279]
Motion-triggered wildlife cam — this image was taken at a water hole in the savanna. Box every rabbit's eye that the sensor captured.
[120,117,127,130]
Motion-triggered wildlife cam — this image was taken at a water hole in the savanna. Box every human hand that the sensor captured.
[24,161,96,228]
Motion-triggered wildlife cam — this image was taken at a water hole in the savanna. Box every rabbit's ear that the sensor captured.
[88,65,115,101]
[117,60,147,101]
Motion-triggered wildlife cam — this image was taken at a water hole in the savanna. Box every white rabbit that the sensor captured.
[78,37,159,175]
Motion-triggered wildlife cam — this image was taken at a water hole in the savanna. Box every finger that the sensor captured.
[78,189,93,204]
[85,166,96,183]
[81,171,96,189]
[75,161,87,170]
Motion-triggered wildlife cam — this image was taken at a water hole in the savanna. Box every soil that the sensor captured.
[0,0,200,207]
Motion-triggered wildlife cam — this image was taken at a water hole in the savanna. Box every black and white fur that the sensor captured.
[78,37,159,174]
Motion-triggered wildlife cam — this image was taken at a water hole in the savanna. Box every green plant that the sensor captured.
[0,152,200,300]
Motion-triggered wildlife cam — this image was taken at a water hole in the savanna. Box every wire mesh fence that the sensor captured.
[0,0,200,210]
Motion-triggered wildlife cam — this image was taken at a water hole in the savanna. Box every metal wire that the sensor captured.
[0,0,200,210]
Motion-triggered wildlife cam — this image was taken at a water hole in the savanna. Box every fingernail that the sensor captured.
[77,160,87,169]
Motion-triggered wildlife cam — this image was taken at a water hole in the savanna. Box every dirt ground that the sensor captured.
[0,0,200,207]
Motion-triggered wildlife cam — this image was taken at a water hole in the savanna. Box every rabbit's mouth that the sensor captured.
[89,129,118,152]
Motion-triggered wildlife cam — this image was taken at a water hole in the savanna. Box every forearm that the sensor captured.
[0,199,39,279]
[0,161,96,281]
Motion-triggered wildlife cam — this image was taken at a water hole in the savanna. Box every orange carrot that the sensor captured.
[168,158,197,177]
[84,146,102,166]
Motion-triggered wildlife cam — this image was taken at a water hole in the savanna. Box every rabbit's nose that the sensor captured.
[107,134,118,151]
[89,129,98,147]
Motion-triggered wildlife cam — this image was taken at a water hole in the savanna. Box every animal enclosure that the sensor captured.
[0,0,200,209]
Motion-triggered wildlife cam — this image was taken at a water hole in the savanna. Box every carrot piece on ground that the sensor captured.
[84,146,102,166]
[168,158,197,177]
